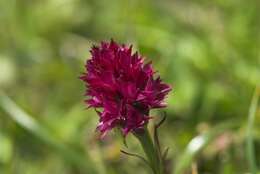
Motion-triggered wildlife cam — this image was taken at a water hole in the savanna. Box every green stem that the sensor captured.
[134,128,163,174]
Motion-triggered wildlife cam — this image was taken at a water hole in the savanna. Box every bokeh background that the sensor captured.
[0,0,259,173]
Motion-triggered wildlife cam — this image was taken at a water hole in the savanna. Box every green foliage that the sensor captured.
[0,0,259,173]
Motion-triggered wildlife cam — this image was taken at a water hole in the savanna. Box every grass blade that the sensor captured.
[246,86,259,174]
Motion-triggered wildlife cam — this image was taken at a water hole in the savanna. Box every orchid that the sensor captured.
[81,40,172,174]
[80,40,171,137]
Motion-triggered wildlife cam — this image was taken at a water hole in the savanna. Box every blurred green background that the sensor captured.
[0,0,259,173]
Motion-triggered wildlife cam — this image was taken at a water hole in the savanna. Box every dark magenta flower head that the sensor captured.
[80,40,172,137]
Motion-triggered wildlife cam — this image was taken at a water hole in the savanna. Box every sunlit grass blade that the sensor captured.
[0,91,98,173]
[246,86,259,174]
[174,121,240,174]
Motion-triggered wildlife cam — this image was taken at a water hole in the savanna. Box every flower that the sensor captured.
[80,40,171,137]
